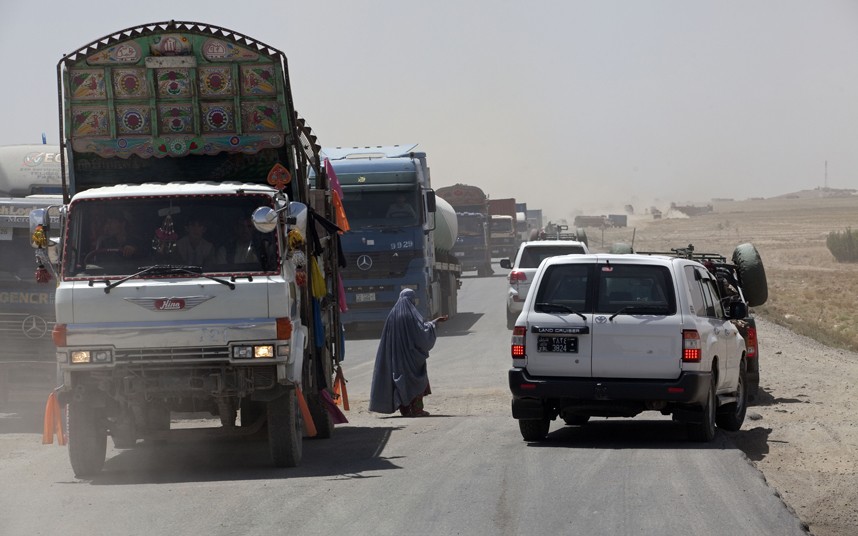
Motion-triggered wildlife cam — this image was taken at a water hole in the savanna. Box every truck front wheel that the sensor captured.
[67,401,107,477]
[267,388,303,467]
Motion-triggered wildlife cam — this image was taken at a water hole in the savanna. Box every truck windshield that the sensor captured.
[340,189,420,228]
[64,194,279,278]
[491,218,513,232]
[457,215,484,236]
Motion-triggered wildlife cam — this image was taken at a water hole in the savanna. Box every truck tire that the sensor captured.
[477,264,493,277]
[687,375,717,442]
[268,388,303,467]
[307,392,335,439]
[732,243,768,307]
[518,418,550,442]
[576,228,589,247]
[716,361,748,431]
[67,401,107,478]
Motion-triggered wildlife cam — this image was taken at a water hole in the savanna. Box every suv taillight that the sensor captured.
[511,326,526,358]
[509,271,527,283]
[682,329,701,362]
[745,326,758,358]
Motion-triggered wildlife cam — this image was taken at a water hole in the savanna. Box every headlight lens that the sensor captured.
[70,351,91,364]
[254,345,274,358]
[233,345,277,359]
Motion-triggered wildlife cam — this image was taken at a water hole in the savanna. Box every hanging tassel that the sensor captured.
[320,389,348,424]
[31,225,48,248]
[295,386,317,437]
[42,391,66,445]
[35,264,52,284]
[333,365,349,410]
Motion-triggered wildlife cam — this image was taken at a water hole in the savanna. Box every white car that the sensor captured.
[509,253,749,442]
[500,240,589,329]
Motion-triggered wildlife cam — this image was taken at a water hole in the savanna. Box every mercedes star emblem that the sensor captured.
[22,315,48,339]
[357,254,373,271]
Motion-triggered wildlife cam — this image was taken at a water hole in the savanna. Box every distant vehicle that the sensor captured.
[509,253,750,442]
[436,184,492,277]
[488,198,518,258]
[500,240,589,329]
[324,145,461,330]
[0,144,63,407]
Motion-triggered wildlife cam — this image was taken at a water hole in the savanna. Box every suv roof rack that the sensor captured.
[637,243,727,263]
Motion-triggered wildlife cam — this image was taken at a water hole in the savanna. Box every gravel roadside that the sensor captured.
[729,316,858,536]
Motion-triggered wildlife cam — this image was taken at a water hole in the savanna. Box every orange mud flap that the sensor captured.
[295,386,317,437]
[42,390,66,446]
[333,365,349,410]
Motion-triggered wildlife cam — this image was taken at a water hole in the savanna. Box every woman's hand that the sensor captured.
[433,315,449,323]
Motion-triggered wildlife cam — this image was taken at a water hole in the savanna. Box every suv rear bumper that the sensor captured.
[509,367,712,419]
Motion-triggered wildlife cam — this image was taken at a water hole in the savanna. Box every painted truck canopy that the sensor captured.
[58,21,301,196]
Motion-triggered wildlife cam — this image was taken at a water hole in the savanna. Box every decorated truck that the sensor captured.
[436,183,493,277]
[31,21,347,476]
[0,145,63,406]
[322,145,460,331]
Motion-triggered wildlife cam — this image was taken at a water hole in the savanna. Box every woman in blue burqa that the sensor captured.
[369,289,448,417]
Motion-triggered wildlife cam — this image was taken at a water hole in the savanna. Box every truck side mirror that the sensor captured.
[425,190,436,213]
[500,258,512,269]
[29,208,49,247]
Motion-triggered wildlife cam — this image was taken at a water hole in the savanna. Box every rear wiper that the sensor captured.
[103,264,236,293]
[536,302,586,320]
[609,305,667,321]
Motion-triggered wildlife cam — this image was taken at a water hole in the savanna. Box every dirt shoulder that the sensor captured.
[729,317,858,536]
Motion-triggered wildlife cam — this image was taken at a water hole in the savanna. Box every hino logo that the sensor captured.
[357,255,373,271]
[156,298,185,310]
[124,296,214,312]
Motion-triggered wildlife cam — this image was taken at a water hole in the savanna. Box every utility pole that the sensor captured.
[824,160,828,189]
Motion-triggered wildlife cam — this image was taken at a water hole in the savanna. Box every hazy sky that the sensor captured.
[2,1,856,222]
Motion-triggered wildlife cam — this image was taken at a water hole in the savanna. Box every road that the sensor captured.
[0,273,808,536]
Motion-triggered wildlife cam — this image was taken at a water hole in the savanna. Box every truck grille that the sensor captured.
[342,251,421,280]
[114,346,231,362]
[0,312,56,362]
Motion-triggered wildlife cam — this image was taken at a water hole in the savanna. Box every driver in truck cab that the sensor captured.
[93,210,138,259]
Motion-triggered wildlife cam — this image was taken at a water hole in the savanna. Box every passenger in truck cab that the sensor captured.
[386,194,417,219]
[176,216,217,267]
[219,215,276,270]
[92,210,139,259]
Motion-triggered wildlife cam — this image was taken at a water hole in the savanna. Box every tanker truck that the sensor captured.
[322,145,460,331]
[436,184,493,277]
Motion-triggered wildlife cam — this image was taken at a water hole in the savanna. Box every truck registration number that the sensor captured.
[537,336,578,353]
[355,292,376,303]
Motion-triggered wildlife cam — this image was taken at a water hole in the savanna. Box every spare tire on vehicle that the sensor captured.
[732,243,768,307]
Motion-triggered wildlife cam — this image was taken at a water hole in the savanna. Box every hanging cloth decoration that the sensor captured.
[295,386,317,437]
[152,214,178,255]
[333,365,350,410]
[310,256,327,299]
[35,263,52,284]
[42,390,66,445]
[331,190,350,234]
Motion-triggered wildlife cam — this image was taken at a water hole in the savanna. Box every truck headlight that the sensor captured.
[254,345,274,358]
[71,351,90,364]
[233,345,277,359]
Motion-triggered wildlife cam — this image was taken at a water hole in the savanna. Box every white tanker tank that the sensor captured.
[433,195,458,253]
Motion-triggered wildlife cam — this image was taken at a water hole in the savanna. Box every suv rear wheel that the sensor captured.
[687,375,716,442]
[716,361,747,431]
[518,418,550,441]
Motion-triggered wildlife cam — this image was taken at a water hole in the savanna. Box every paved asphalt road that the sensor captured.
[0,271,808,535]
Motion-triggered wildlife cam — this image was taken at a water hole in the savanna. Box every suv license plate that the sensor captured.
[537,336,578,353]
[355,292,376,303]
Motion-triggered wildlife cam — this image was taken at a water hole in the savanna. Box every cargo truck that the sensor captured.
[323,145,460,330]
[31,21,346,476]
[488,197,518,259]
[0,145,63,406]
[436,183,492,277]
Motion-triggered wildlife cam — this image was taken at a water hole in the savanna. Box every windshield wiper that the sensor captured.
[102,264,236,293]
[608,304,667,321]
[536,302,586,320]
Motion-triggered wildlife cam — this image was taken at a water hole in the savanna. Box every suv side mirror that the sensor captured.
[500,258,512,269]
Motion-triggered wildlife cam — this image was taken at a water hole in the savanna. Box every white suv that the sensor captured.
[500,240,589,329]
[509,253,748,442]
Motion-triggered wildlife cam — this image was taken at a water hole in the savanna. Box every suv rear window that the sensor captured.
[535,263,676,315]
[519,245,586,268]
